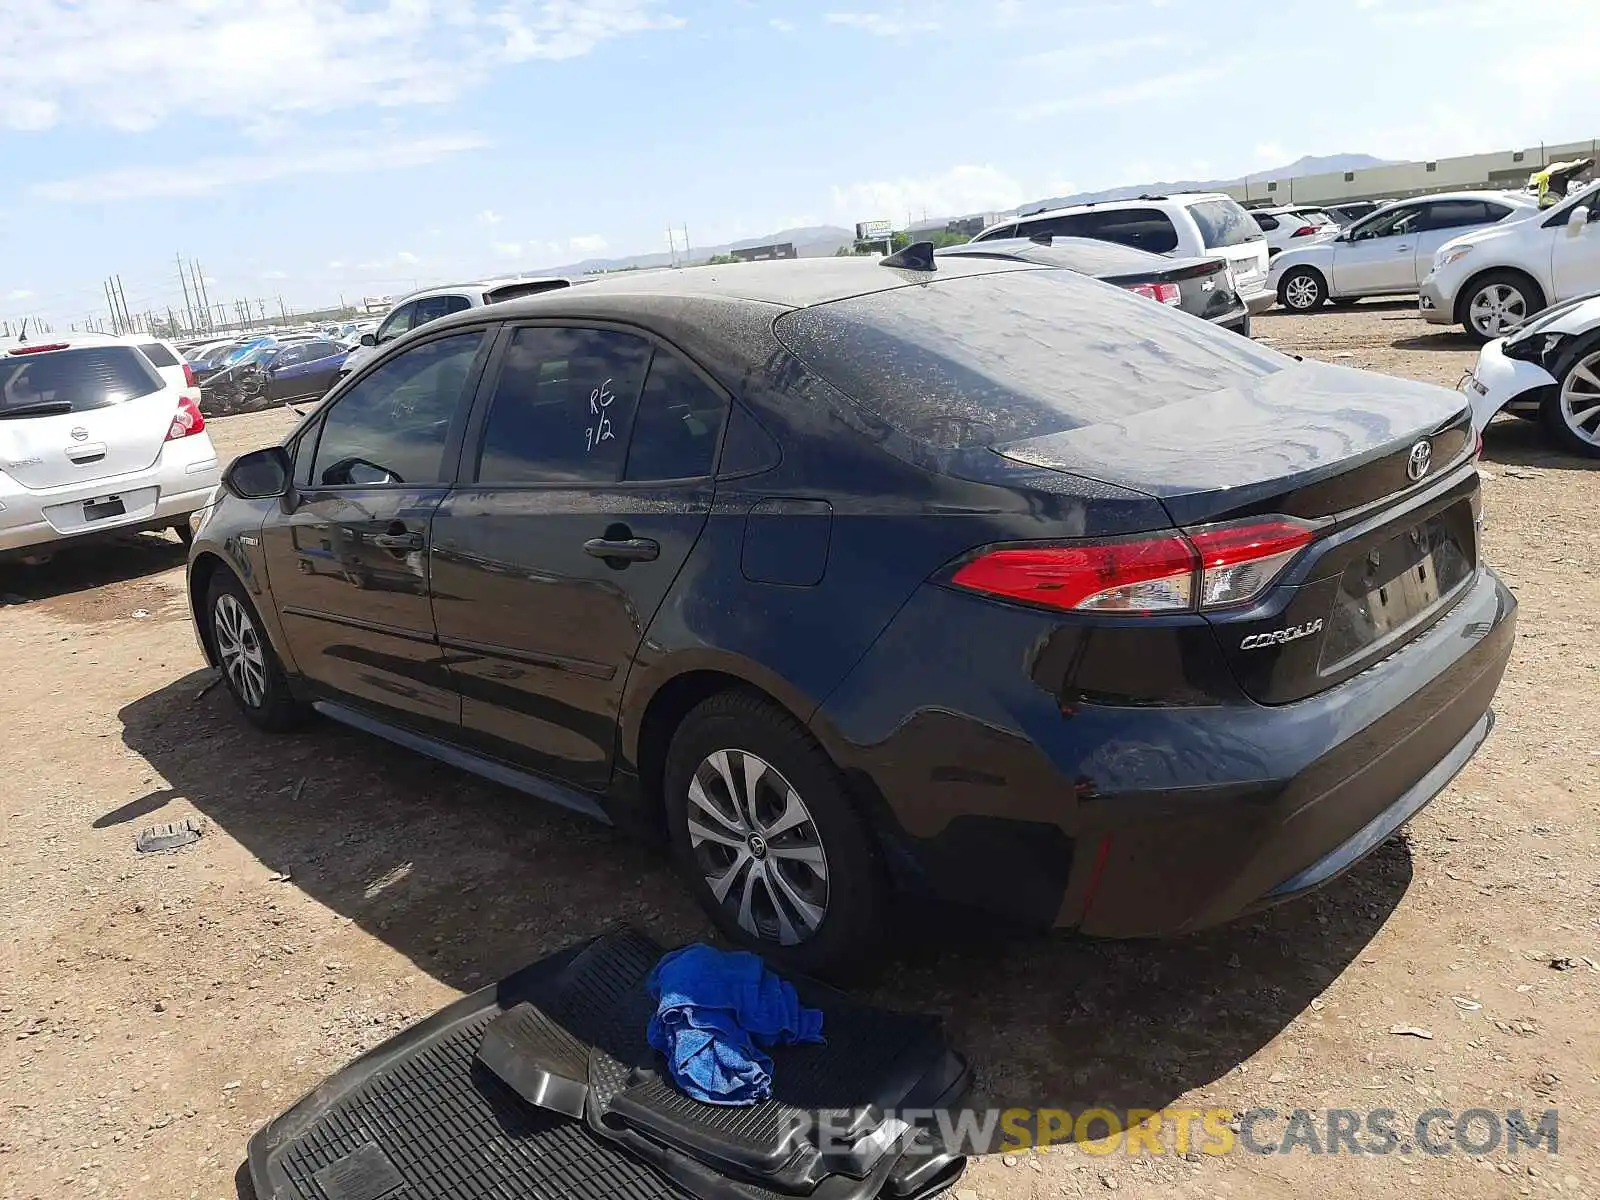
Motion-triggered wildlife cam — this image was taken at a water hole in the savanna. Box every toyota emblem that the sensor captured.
[1406,440,1432,481]
[70,426,89,442]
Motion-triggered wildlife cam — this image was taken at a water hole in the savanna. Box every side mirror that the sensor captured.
[222,446,291,500]
[359,333,377,348]
[1569,206,1591,234]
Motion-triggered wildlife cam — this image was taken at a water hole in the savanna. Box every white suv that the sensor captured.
[0,335,220,559]
[971,193,1274,313]
[1249,205,1340,257]
[1420,180,1600,342]
[336,276,577,382]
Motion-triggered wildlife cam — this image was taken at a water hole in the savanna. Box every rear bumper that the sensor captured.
[0,438,220,554]
[817,565,1516,938]
[1240,282,1276,314]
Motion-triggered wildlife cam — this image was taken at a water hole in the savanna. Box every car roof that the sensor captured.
[425,254,1036,318]
[938,236,1182,274]
[395,275,575,304]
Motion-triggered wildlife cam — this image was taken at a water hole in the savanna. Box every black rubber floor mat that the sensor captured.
[248,929,969,1200]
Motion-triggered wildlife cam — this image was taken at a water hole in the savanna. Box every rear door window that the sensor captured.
[0,347,164,417]
[1418,200,1494,231]
[1183,199,1262,249]
[137,342,180,368]
[775,271,1286,450]
[413,295,472,325]
[473,327,654,485]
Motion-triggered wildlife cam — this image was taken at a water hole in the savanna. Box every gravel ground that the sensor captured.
[1,303,1597,1200]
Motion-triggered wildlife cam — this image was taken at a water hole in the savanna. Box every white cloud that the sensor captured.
[0,0,684,133]
[494,241,524,258]
[396,251,420,265]
[567,234,609,254]
[477,209,504,225]
[824,10,940,36]
[32,133,490,202]
[1017,36,1171,69]
[832,164,1028,222]
[262,269,289,280]
[770,17,796,33]
[328,260,346,270]
[5,288,35,302]
[1018,65,1232,120]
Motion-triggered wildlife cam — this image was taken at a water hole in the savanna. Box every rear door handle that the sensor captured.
[372,531,423,551]
[584,537,659,562]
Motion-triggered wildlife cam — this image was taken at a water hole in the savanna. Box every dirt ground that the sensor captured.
[2,302,1597,1200]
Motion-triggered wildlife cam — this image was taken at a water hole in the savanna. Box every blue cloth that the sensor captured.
[645,943,824,1106]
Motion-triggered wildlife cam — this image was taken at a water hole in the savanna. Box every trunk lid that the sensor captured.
[0,345,175,489]
[996,361,1479,704]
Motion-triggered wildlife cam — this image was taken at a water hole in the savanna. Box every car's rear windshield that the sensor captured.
[1185,198,1265,248]
[0,347,163,418]
[774,271,1287,450]
[137,342,180,368]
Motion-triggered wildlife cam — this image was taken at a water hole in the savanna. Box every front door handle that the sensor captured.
[372,531,423,551]
[584,537,659,562]
[1396,244,1412,252]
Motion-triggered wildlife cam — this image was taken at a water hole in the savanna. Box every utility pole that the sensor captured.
[177,253,195,332]
[192,261,210,330]
[278,295,289,324]
[113,275,131,333]
[683,224,691,265]
[666,228,678,267]
[256,298,268,324]
[103,280,119,333]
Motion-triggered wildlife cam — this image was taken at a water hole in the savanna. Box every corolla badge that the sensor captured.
[1407,439,1432,481]
[70,426,89,441]
[1240,619,1324,651]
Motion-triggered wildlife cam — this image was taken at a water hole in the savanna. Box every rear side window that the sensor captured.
[0,347,163,418]
[1252,212,1280,231]
[624,351,728,481]
[474,327,654,484]
[974,223,1017,242]
[1185,199,1263,248]
[775,272,1286,451]
[486,281,572,304]
[413,294,472,325]
[138,342,180,368]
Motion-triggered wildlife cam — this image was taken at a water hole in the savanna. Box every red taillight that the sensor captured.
[7,342,70,355]
[1127,281,1182,305]
[1291,225,1319,238]
[950,517,1316,615]
[166,394,205,441]
[183,362,198,389]
[1473,430,1484,460]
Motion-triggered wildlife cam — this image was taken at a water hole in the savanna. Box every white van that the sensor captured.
[972,193,1274,313]
[1420,180,1600,341]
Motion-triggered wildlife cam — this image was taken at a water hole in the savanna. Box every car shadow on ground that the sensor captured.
[0,531,188,603]
[120,671,1407,1162]
[1390,330,1474,352]
[1482,414,1600,471]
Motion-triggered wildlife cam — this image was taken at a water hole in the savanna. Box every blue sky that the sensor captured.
[3,0,1597,330]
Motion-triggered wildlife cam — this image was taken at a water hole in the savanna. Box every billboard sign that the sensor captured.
[855,220,893,242]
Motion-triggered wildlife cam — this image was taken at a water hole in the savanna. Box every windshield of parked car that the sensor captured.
[223,339,275,365]
[775,270,1288,450]
[1185,198,1265,248]
[0,347,163,418]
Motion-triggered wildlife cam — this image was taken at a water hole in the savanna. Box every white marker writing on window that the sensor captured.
[586,378,616,453]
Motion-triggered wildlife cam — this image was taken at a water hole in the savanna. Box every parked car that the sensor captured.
[1,334,219,559]
[334,277,578,382]
[1249,205,1340,257]
[971,193,1274,314]
[1419,181,1600,343]
[938,235,1251,335]
[200,337,348,417]
[1269,192,1537,313]
[1458,290,1600,456]
[113,335,202,407]
[187,254,1514,976]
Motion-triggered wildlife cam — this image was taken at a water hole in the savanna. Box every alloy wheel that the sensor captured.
[1468,283,1528,338]
[1558,350,1600,449]
[685,749,830,946]
[213,593,268,709]
[1284,275,1320,310]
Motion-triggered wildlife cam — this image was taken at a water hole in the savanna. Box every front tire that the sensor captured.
[1541,342,1600,458]
[1461,271,1544,344]
[663,690,885,979]
[1278,267,1327,312]
[205,572,305,731]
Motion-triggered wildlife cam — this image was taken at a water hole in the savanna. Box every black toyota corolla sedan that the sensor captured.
[186,249,1515,976]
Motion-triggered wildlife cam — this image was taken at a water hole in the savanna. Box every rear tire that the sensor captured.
[1540,340,1600,458]
[1460,270,1545,344]
[172,522,194,548]
[663,689,885,980]
[204,571,306,732]
[1278,267,1327,312]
